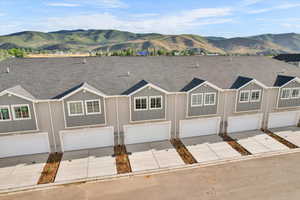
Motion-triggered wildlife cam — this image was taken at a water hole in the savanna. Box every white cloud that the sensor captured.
[67,0,127,8]
[241,0,265,6]
[38,8,233,34]
[248,3,300,14]
[46,3,80,7]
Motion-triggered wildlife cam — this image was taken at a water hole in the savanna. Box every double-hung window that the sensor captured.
[134,97,148,111]
[291,88,300,99]
[12,104,31,120]
[191,93,203,107]
[0,106,11,121]
[149,96,162,110]
[239,91,250,103]
[204,93,216,106]
[85,100,101,115]
[250,90,261,102]
[68,101,84,116]
[281,88,291,99]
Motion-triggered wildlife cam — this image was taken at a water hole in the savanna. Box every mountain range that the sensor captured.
[1,29,300,54]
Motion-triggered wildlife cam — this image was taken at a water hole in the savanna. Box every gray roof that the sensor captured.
[1,56,300,99]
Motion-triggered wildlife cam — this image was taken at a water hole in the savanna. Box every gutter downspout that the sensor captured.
[48,102,57,152]
[263,89,270,131]
[115,97,120,145]
[174,94,177,138]
[222,92,227,136]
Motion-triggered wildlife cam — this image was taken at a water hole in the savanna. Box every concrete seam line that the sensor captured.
[2,148,300,195]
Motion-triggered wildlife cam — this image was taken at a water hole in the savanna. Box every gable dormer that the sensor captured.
[231,76,266,113]
[275,75,300,108]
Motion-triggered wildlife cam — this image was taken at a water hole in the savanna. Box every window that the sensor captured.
[0,106,10,121]
[134,97,148,111]
[85,100,101,115]
[191,93,203,107]
[149,96,162,110]
[239,91,250,103]
[281,88,291,99]
[12,104,31,120]
[67,101,84,116]
[250,90,261,102]
[291,88,300,99]
[204,93,216,106]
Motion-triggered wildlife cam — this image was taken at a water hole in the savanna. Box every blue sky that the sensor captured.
[0,0,300,37]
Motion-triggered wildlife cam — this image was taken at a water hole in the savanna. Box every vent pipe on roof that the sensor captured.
[83,58,87,64]
[127,71,130,76]
[6,67,10,73]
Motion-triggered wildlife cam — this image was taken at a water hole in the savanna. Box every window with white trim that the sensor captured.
[204,93,216,106]
[134,97,148,110]
[250,90,261,102]
[68,101,84,116]
[239,91,250,103]
[191,93,203,107]
[281,88,291,99]
[85,100,101,115]
[291,88,300,99]
[12,105,31,120]
[0,106,10,121]
[149,96,162,109]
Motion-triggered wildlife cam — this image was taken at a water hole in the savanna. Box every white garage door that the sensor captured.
[268,111,300,129]
[60,126,114,152]
[124,121,171,145]
[227,113,263,133]
[0,132,50,158]
[179,117,221,138]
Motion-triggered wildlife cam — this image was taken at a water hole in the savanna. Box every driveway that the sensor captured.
[55,147,116,183]
[126,141,184,172]
[181,135,241,163]
[270,126,300,146]
[0,153,48,190]
[229,130,289,154]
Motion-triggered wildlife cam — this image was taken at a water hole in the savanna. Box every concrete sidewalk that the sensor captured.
[271,126,300,147]
[55,147,117,182]
[0,154,48,190]
[182,135,241,162]
[3,151,300,200]
[229,130,288,154]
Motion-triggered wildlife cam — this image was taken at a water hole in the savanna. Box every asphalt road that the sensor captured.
[1,152,300,200]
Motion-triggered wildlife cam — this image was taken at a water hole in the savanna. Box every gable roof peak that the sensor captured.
[180,78,206,92]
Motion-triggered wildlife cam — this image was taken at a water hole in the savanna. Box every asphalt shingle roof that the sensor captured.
[1,56,300,99]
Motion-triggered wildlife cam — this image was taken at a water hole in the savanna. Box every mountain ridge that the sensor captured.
[1,29,300,54]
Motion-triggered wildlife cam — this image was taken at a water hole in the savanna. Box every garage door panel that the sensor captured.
[60,127,114,152]
[228,114,262,133]
[180,117,221,138]
[124,121,171,145]
[268,111,300,129]
[0,132,50,158]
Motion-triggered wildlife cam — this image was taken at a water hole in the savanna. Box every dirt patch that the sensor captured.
[264,129,298,149]
[221,135,251,156]
[114,145,132,174]
[170,139,197,164]
[38,152,63,184]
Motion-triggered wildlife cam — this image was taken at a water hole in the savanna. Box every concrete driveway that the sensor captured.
[55,147,116,183]
[229,130,289,154]
[126,141,184,172]
[0,153,48,190]
[181,135,241,163]
[270,126,300,146]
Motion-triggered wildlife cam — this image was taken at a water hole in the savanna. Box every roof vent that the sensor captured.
[82,58,87,64]
[6,67,10,73]
[127,71,130,76]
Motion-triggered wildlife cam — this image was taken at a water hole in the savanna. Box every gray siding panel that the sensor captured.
[188,84,218,117]
[236,83,263,112]
[131,87,166,122]
[0,94,37,133]
[64,90,105,127]
[278,81,300,108]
